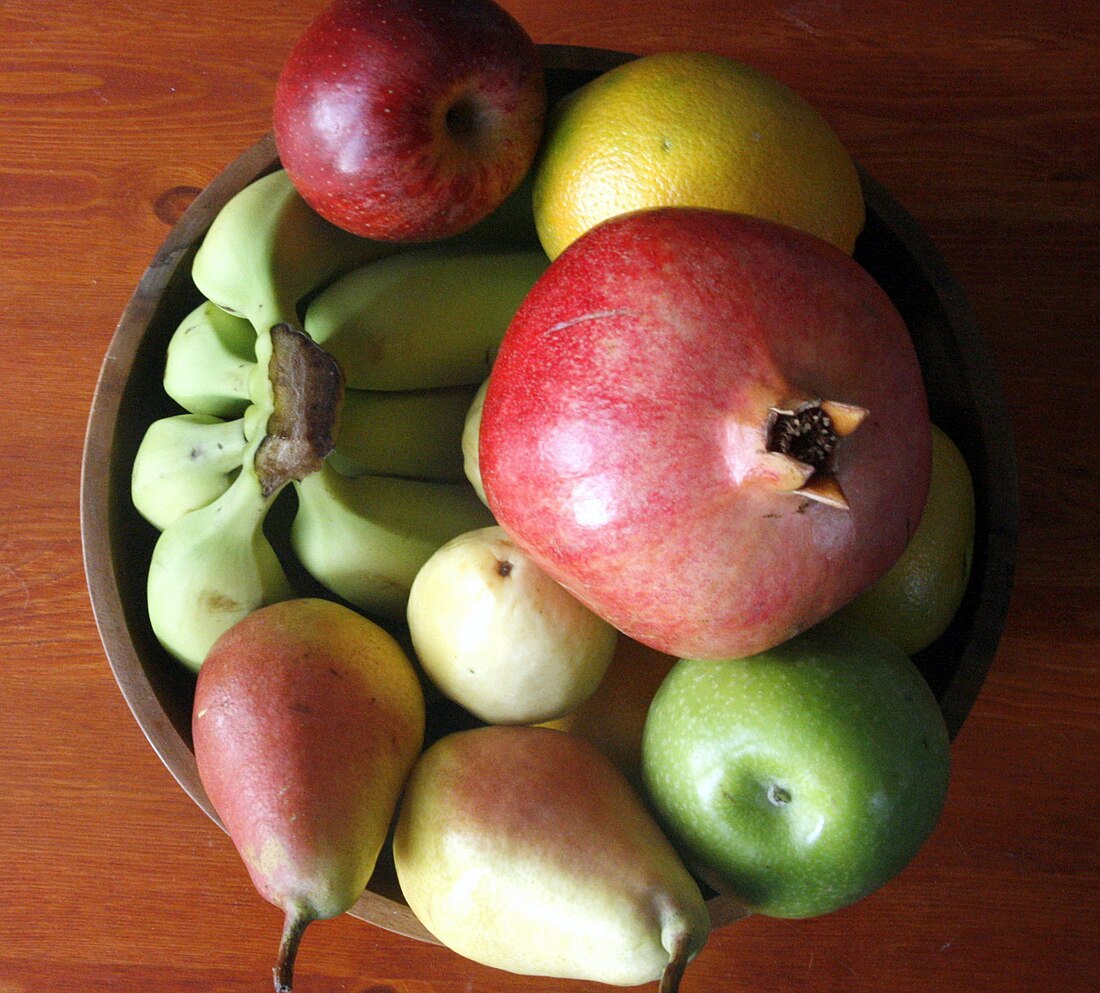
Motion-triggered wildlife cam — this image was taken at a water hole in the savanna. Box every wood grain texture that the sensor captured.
[1,2,1097,992]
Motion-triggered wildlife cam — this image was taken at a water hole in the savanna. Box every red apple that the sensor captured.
[479,207,931,661]
[273,0,546,242]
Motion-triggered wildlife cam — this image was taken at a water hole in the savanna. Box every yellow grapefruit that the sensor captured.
[533,51,865,260]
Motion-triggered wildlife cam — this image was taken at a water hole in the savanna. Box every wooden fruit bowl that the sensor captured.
[80,45,1018,941]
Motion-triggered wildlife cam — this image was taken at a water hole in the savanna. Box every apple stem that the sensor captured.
[658,928,691,993]
[273,906,314,993]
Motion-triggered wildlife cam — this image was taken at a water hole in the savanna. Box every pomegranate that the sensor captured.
[479,207,931,660]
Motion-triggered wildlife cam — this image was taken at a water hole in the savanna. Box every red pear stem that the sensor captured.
[273,907,314,993]
[658,928,691,993]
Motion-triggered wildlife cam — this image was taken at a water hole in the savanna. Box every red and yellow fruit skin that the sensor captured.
[480,207,931,661]
[192,599,425,922]
[392,725,710,987]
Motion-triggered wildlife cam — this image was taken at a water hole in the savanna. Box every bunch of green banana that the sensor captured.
[134,164,544,669]
[146,324,343,671]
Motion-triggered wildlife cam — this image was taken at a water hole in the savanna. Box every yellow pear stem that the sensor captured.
[659,927,691,993]
[273,906,315,993]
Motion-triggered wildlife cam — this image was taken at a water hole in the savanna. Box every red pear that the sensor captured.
[193,598,425,992]
[479,207,931,660]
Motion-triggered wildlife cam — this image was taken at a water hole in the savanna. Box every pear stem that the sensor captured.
[273,906,314,993]
[659,928,691,993]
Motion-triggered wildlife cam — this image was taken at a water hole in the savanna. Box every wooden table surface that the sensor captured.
[2,1,1097,991]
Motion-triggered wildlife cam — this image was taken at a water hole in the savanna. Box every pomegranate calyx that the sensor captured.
[765,399,868,510]
[763,451,818,493]
[819,400,870,436]
[798,472,850,510]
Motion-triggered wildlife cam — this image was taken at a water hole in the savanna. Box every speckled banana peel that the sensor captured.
[131,411,250,531]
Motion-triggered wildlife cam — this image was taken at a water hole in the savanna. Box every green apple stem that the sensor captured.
[273,906,314,993]
[658,927,691,993]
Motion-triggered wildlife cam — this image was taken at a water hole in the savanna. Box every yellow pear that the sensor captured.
[393,725,710,990]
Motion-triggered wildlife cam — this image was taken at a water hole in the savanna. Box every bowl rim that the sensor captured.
[855,170,1018,736]
[81,133,283,820]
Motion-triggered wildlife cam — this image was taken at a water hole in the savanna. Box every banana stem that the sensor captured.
[255,322,344,496]
[273,906,314,993]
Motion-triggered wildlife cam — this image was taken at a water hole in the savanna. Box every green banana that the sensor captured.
[190,168,394,336]
[163,301,256,418]
[131,412,249,531]
[146,433,295,672]
[329,385,478,482]
[138,168,543,667]
[190,168,395,416]
[291,461,496,620]
[304,245,549,390]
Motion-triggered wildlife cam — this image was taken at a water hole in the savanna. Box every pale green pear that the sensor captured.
[407,526,617,724]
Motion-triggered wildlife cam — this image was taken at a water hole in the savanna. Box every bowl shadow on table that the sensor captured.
[81,45,1017,945]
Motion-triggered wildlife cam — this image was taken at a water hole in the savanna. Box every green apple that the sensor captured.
[641,619,950,918]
